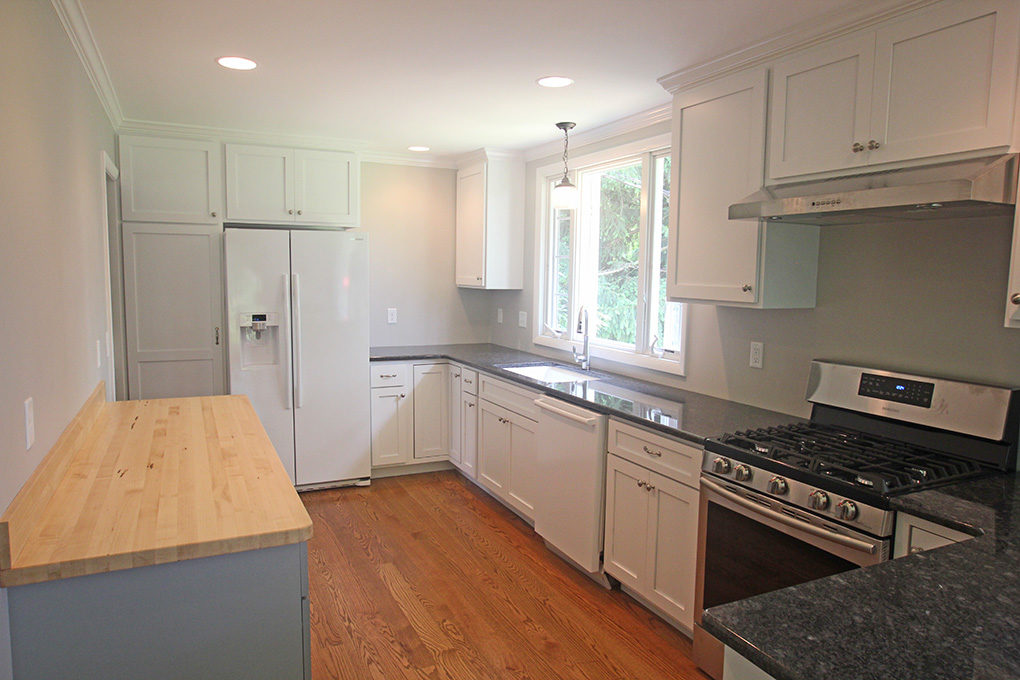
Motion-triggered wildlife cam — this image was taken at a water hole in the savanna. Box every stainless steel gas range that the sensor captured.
[692,360,1020,679]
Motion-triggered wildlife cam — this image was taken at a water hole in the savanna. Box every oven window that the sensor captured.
[703,502,859,610]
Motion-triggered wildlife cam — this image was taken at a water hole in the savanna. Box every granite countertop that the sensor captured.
[703,472,1020,680]
[370,343,798,444]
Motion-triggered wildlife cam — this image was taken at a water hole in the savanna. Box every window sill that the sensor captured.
[532,334,687,378]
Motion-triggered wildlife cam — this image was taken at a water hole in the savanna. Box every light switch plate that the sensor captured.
[518,311,527,328]
[96,339,103,368]
[24,397,35,450]
[387,308,397,324]
[497,308,503,324]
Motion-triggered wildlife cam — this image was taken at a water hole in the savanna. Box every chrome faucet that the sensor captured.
[571,306,590,370]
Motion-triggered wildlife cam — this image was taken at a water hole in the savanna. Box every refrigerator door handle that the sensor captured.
[292,272,303,409]
[283,273,293,410]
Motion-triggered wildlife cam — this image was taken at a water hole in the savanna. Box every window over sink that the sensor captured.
[535,133,687,375]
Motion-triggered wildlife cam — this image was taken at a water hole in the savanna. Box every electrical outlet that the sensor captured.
[749,341,764,369]
[387,307,397,324]
[96,339,103,368]
[518,311,527,328]
[24,397,35,450]
[497,308,503,324]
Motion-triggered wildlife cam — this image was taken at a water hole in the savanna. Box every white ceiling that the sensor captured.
[79,0,861,159]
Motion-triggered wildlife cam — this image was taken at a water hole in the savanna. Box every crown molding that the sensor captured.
[360,151,459,169]
[522,102,672,162]
[51,0,124,127]
[658,0,941,93]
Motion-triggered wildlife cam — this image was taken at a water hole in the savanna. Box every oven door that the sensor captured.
[693,475,890,679]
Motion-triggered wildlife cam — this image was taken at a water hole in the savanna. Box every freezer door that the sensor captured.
[290,230,371,485]
[225,228,296,482]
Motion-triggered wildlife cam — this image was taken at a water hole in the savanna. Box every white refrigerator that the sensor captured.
[225,227,370,486]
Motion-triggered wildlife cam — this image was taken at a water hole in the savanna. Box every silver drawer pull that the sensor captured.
[642,445,663,457]
[380,373,397,378]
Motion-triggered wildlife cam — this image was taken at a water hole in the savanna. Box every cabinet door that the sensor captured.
[768,34,875,179]
[455,163,486,287]
[506,415,538,521]
[122,223,224,399]
[477,400,509,498]
[370,387,412,467]
[870,0,1020,165]
[412,363,449,459]
[1006,207,1020,328]
[603,454,650,590]
[226,144,295,223]
[668,68,767,304]
[460,393,478,478]
[293,149,358,225]
[119,136,222,223]
[448,366,463,465]
[645,472,699,631]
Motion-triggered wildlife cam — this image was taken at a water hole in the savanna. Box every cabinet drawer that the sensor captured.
[461,368,478,395]
[608,419,701,488]
[371,363,409,388]
[478,373,539,421]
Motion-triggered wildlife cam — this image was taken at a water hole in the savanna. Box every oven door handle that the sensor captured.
[701,477,878,555]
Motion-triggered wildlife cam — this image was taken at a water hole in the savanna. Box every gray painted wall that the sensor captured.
[490,126,1020,418]
[0,2,118,677]
[362,161,493,346]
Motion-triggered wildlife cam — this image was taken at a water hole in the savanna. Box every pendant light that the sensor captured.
[551,122,578,210]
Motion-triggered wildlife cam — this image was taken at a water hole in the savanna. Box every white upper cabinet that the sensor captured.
[119,136,222,224]
[226,144,359,226]
[769,34,876,179]
[668,67,819,308]
[455,150,524,289]
[769,0,1020,180]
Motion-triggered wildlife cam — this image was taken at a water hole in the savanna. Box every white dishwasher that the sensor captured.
[533,396,608,578]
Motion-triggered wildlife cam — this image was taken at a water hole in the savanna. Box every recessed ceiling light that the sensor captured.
[537,76,574,88]
[217,56,257,71]
[408,146,430,152]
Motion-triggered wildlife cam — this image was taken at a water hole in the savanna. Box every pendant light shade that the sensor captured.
[552,122,577,210]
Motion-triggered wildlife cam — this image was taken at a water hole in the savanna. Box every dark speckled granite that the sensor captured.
[703,471,1020,680]
[370,343,798,444]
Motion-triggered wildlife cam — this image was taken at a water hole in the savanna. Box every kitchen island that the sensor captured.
[0,385,313,680]
[703,472,1020,680]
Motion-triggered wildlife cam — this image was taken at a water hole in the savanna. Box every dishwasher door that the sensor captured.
[533,397,608,574]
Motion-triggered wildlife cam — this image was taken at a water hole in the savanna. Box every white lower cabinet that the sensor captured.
[412,363,450,460]
[477,375,540,521]
[893,512,974,558]
[448,365,463,466]
[604,421,701,632]
[370,386,413,467]
[459,392,478,478]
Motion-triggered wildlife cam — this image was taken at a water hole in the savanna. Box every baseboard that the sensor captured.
[371,460,455,479]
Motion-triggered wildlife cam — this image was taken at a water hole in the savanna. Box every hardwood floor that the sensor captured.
[302,470,707,680]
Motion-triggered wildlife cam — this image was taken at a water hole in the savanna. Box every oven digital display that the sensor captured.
[858,373,934,408]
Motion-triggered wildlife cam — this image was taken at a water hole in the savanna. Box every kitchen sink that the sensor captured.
[501,364,599,384]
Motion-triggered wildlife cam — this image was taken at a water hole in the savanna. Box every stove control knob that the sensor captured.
[836,499,859,521]
[712,458,732,475]
[808,490,830,511]
[766,476,789,496]
[734,465,753,482]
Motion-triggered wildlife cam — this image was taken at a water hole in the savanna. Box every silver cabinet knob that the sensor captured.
[867,139,880,150]
[836,499,858,521]
[808,490,830,511]
[637,480,646,488]
[211,211,217,217]
[1011,293,1020,305]
[734,465,753,482]
[297,209,303,215]
[646,484,655,492]
[712,457,732,475]
[852,142,865,153]
[741,284,752,293]
[288,209,294,215]
[399,393,406,399]
[767,476,789,496]
[468,402,474,408]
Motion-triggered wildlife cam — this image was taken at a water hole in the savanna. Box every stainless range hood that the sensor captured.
[729,154,1018,225]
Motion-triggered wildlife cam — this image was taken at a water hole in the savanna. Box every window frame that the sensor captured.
[532,132,689,377]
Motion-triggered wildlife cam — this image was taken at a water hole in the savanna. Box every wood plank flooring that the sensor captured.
[303,470,707,680]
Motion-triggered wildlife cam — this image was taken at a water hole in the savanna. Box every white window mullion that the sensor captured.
[635,152,653,354]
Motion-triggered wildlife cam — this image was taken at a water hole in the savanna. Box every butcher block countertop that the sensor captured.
[0,385,312,587]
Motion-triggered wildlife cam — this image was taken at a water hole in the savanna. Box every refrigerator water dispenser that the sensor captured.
[239,312,280,368]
